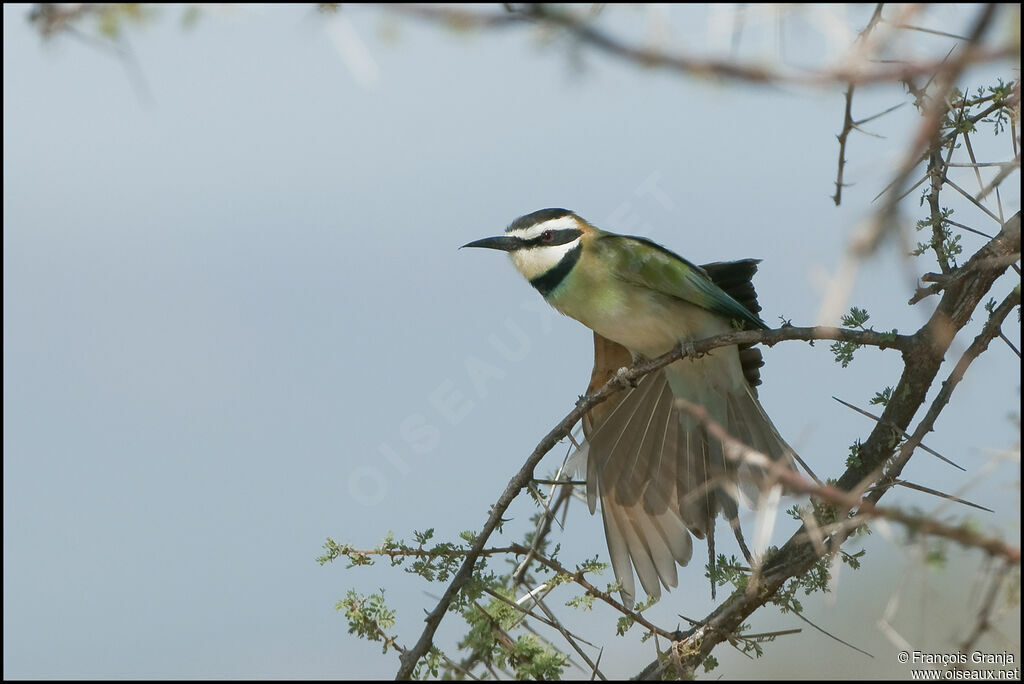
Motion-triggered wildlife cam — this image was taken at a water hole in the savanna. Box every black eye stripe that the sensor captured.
[527,228,581,247]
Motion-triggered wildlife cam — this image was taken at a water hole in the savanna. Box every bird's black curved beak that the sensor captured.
[460,236,520,252]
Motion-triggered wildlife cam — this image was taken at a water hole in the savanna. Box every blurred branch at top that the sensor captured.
[362,3,1017,86]
[29,4,1019,88]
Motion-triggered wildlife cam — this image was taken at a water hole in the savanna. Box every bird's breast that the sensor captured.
[547,268,731,359]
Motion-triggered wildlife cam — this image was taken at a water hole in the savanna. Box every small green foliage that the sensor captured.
[786,504,805,522]
[734,623,765,658]
[459,595,567,679]
[547,542,562,563]
[549,571,575,588]
[913,198,966,267]
[412,646,445,679]
[526,482,545,505]
[773,555,833,616]
[940,104,976,138]
[316,537,343,565]
[565,591,596,611]
[841,307,871,328]
[943,233,963,263]
[846,439,863,469]
[408,541,461,582]
[870,387,894,406]
[634,594,659,612]
[831,340,859,367]
[320,530,474,582]
[831,307,869,367]
[702,654,720,673]
[578,556,608,575]
[982,79,1014,134]
[773,579,803,615]
[830,307,898,366]
[377,531,398,553]
[339,589,398,653]
[708,554,748,593]
[458,596,510,665]
[799,556,833,595]
[316,537,375,568]
[505,634,568,680]
[613,591,657,635]
[322,515,584,678]
[840,548,867,570]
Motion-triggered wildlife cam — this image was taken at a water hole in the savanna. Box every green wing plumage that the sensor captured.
[597,234,768,330]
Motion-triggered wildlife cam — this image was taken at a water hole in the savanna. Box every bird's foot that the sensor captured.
[615,366,638,389]
[678,340,701,360]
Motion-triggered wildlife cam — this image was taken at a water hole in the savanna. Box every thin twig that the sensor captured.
[833,4,886,207]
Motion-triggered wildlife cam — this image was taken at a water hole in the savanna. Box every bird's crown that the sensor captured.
[506,208,578,234]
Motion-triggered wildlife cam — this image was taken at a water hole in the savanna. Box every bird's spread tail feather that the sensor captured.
[579,359,795,608]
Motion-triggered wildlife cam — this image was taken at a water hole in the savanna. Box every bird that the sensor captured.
[462,208,797,607]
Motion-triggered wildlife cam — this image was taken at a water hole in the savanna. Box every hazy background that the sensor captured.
[4,4,1019,679]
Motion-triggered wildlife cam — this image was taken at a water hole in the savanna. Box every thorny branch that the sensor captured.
[393,321,919,678]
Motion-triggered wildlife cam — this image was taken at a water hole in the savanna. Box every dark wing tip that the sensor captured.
[701,259,769,389]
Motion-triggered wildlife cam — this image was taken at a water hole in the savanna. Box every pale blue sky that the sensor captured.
[4,4,1019,679]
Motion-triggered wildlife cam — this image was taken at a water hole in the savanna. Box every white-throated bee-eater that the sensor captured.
[463,208,796,607]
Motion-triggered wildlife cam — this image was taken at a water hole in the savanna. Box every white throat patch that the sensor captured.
[506,216,582,281]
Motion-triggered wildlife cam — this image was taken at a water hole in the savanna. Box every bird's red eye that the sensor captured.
[541,230,554,242]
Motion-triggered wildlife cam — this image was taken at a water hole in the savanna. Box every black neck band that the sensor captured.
[529,244,582,297]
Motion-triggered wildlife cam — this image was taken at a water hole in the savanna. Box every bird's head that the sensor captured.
[461,208,587,285]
